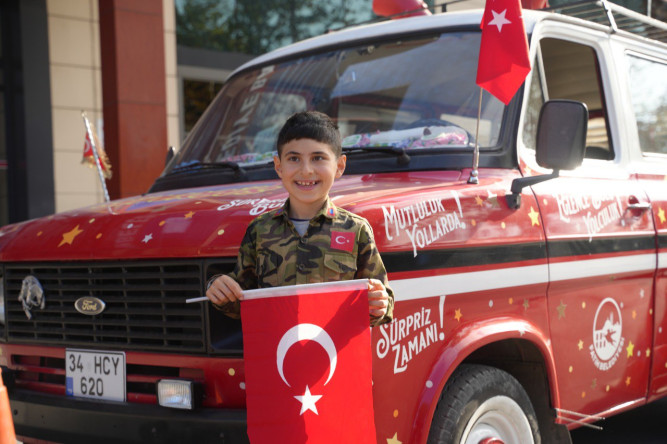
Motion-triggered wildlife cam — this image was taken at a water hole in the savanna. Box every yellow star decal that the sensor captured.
[578,339,584,351]
[185,211,195,219]
[528,206,540,226]
[475,195,484,206]
[625,376,631,386]
[58,225,84,247]
[509,297,514,305]
[387,432,402,444]
[454,309,463,322]
[632,310,637,319]
[659,207,666,224]
[646,348,651,358]
[626,341,635,358]
[556,301,567,319]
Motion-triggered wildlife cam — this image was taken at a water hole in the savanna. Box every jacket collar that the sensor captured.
[272,197,337,220]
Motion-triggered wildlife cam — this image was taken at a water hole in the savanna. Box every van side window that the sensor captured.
[522,59,545,151]
[524,38,614,160]
[626,54,667,155]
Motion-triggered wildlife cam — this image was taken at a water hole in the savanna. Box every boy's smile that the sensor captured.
[274,138,346,220]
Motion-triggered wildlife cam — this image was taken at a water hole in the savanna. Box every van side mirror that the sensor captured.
[506,100,588,209]
[536,100,588,170]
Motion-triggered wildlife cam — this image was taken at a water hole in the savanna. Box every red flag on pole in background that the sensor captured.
[476,0,531,105]
[82,118,112,179]
[373,0,431,18]
[241,280,376,444]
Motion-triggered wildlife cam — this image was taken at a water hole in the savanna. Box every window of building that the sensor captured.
[183,79,224,133]
[175,0,398,56]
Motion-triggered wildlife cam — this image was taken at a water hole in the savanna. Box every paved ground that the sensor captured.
[570,396,667,443]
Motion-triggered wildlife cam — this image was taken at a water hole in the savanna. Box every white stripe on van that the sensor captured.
[391,253,657,302]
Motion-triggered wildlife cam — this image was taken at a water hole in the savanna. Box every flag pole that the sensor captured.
[468,87,483,185]
[81,111,111,202]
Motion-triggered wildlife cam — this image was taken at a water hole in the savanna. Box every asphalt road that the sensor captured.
[570,396,667,443]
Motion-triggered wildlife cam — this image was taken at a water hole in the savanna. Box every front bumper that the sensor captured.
[9,389,249,443]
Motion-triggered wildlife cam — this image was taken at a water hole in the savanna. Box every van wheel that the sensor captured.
[427,364,540,444]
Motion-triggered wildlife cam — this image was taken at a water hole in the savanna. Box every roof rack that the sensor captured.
[547,0,667,44]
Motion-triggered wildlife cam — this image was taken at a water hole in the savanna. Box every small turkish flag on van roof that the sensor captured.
[476,0,531,105]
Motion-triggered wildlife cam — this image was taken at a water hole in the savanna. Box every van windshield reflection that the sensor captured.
[166,31,504,174]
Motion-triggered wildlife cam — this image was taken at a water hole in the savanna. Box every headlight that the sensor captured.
[157,379,195,410]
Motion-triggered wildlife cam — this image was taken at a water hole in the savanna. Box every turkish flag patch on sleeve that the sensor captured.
[330,231,355,252]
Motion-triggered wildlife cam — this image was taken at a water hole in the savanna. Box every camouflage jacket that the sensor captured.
[215,197,394,326]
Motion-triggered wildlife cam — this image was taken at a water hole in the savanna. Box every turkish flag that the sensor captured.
[241,280,376,444]
[476,0,531,105]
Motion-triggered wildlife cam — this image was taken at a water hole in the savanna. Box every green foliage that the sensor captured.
[175,0,375,56]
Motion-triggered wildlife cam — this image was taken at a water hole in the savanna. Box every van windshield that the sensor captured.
[166,31,504,173]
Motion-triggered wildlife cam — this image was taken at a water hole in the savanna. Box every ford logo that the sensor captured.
[74,297,106,316]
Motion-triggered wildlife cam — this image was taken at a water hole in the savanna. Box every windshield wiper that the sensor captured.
[342,146,411,166]
[171,161,248,179]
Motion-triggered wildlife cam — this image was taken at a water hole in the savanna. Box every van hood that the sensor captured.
[0,171,462,261]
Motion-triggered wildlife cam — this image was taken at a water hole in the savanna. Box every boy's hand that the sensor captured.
[206,275,244,307]
[368,278,389,319]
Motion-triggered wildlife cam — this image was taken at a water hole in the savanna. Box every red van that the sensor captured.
[1,2,666,443]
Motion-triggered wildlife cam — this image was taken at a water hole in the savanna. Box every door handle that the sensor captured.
[626,202,651,211]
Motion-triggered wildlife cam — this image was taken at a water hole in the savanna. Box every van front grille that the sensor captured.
[4,261,206,353]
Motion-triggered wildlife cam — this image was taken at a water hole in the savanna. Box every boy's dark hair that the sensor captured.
[276,111,342,157]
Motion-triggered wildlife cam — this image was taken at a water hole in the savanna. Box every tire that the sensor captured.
[427,364,541,444]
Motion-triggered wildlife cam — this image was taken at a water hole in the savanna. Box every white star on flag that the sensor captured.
[294,386,322,415]
[142,233,153,243]
[488,9,511,32]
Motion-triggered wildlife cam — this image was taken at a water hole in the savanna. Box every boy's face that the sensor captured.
[274,138,346,218]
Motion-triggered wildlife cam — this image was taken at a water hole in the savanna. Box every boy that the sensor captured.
[206,111,393,326]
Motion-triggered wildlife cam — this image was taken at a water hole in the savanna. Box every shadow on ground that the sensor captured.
[570,396,667,443]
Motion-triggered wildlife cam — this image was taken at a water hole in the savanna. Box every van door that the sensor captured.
[621,49,667,400]
[519,30,656,420]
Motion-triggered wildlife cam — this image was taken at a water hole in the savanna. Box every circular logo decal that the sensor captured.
[590,297,624,371]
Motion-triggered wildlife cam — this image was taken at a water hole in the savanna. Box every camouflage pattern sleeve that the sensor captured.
[355,219,394,326]
[212,220,260,317]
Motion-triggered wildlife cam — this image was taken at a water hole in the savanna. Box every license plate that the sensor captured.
[65,349,126,402]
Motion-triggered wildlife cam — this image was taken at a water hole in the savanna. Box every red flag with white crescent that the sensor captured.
[476,0,531,105]
[241,280,376,443]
